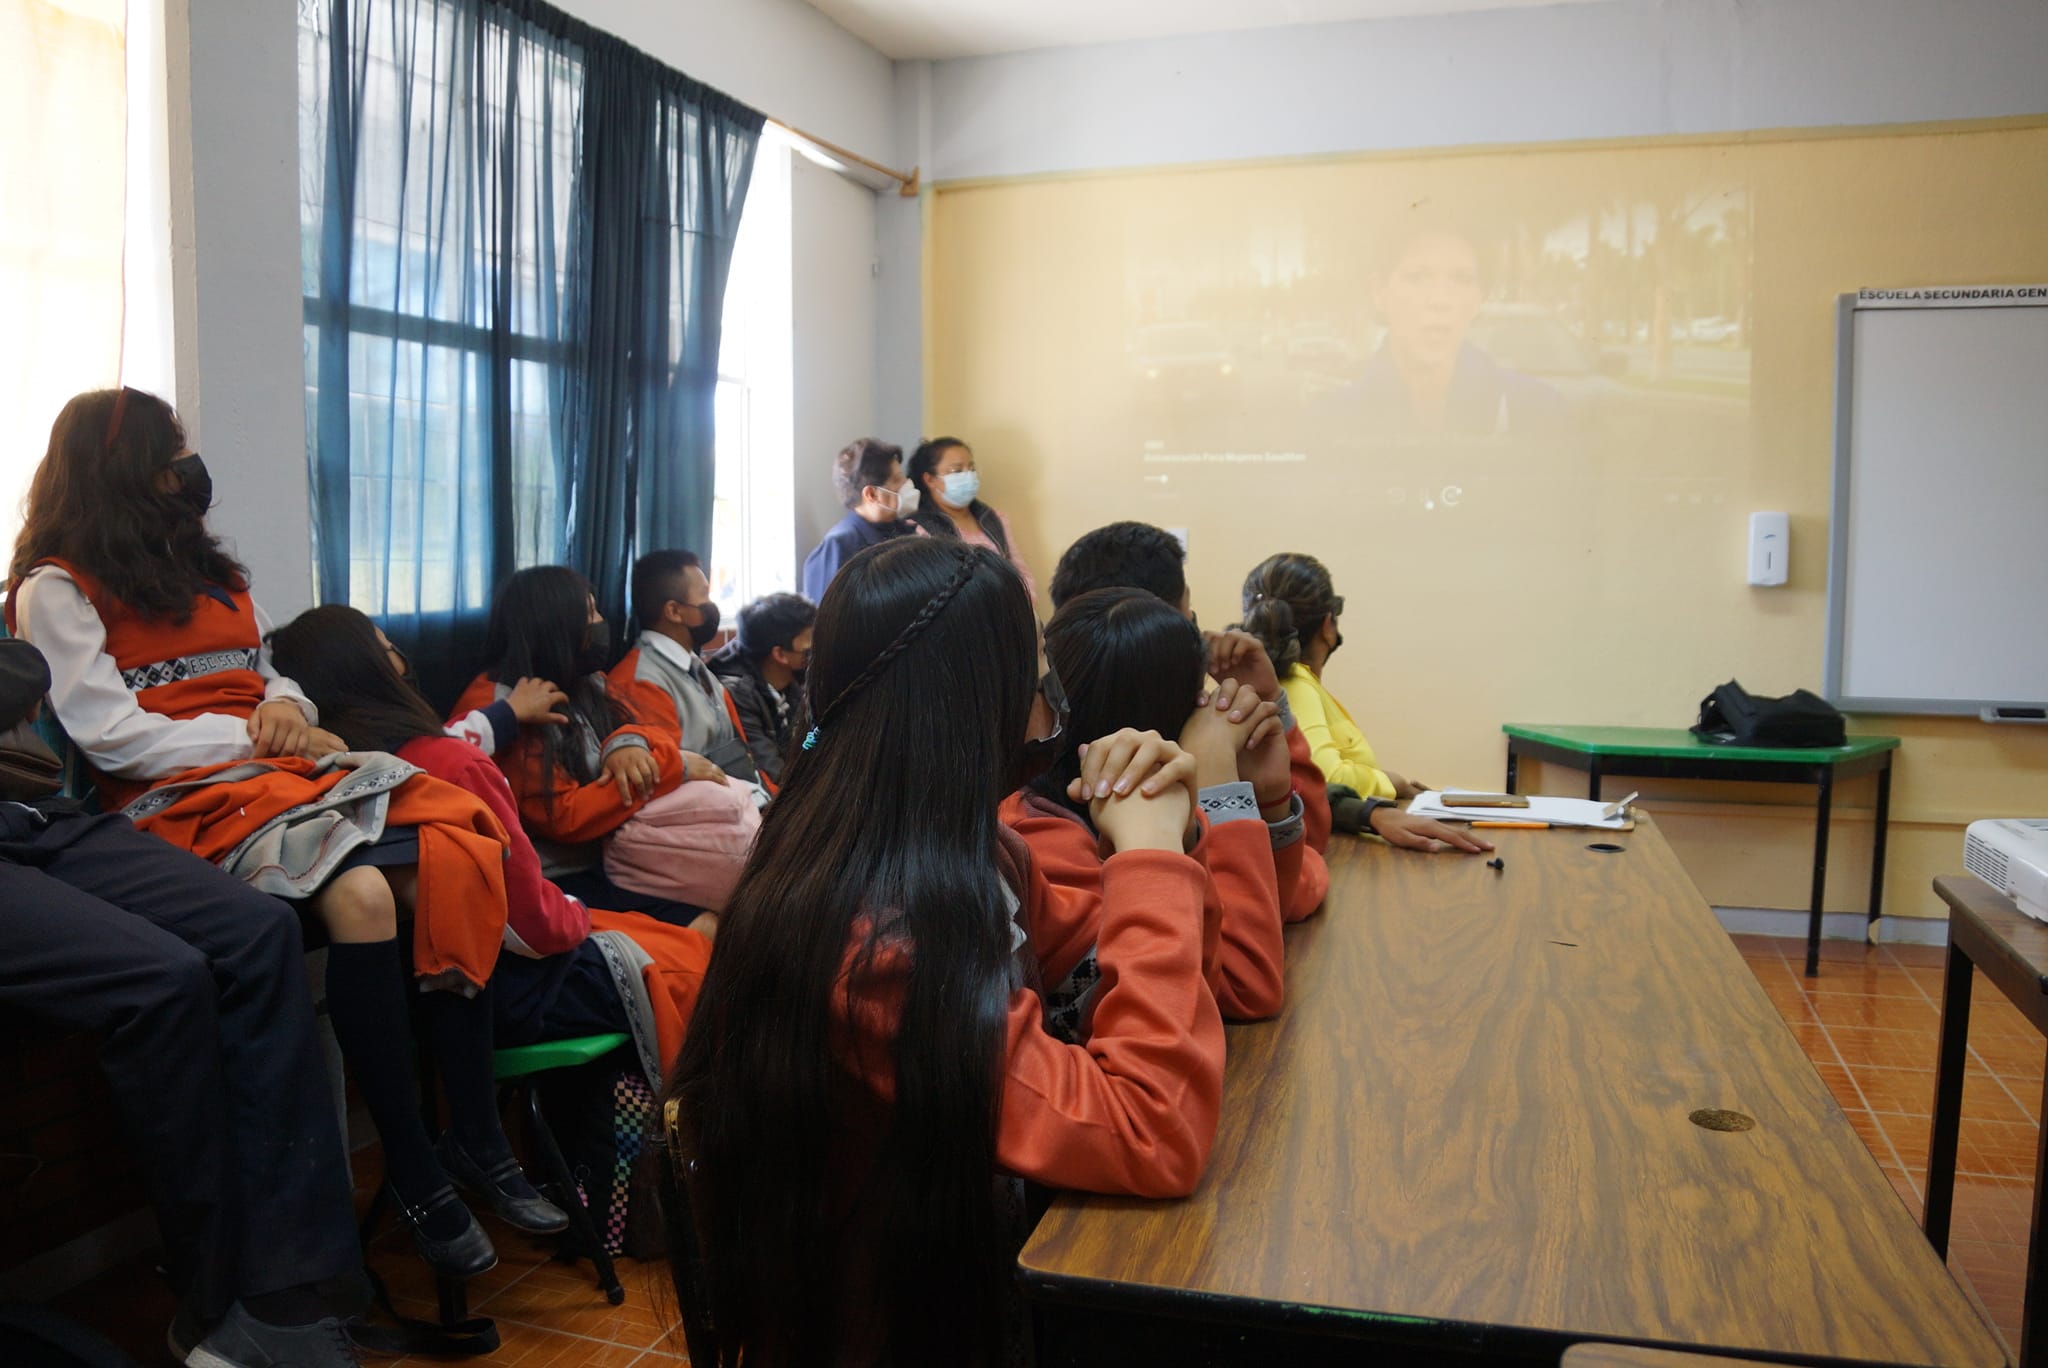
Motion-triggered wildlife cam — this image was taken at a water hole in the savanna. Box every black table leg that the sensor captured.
[1805,769,1834,978]
[1505,747,1519,795]
[1922,935,1973,1258]
[2025,1065,2048,1368]
[1868,758,1893,936]
[1586,760,1601,802]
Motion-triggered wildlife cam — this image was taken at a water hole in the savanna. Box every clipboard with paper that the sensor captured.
[1408,790,1637,830]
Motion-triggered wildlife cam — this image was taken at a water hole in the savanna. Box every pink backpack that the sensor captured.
[603,779,761,911]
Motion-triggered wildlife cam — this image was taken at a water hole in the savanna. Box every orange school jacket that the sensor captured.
[587,908,713,1073]
[609,645,777,796]
[451,673,684,847]
[12,561,509,991]
[832,826,1224,1198]
[1289,723,1333,853]
[396,732,713,1069]
[1000,788,1291,1020]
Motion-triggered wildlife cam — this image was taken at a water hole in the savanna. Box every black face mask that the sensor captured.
[1328,630,1345,659]
[170,454,213,515]
[687,600,722,650]
[1012,665,1072,790]
[575,620,612,675]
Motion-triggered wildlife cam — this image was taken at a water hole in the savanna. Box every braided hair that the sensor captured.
[802,545,979,747]
[667,537,1039,1367]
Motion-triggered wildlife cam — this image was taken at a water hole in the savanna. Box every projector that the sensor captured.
[1963,819,2048,922]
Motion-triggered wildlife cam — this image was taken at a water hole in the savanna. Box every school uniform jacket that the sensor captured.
[832,826,1223,1197]
[399,731,712,1070]
[10,561,508,991]
[1000,783,1302,1021]
[607,634,747,756]
[449,673,684,873]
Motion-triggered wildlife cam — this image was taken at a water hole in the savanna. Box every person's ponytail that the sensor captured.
[1238,552,1340,673]
[1237,596,1302,672]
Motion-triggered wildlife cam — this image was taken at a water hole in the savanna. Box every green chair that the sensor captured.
[494,1033,632,1306]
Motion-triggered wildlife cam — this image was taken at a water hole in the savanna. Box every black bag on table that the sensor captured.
[1692,680,1846,748]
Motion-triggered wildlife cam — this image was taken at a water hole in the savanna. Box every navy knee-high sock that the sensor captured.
[417,987,512,1166]
[323,940,461,1234]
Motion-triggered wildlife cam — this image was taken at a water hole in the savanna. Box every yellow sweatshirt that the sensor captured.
[1280,664,1396,800]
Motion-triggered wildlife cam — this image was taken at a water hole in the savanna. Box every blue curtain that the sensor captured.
[299,0,762,706]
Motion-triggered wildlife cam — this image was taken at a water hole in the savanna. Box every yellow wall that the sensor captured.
[926,120,2048,923]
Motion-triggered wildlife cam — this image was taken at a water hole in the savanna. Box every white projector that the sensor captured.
[1963,819,2048,922]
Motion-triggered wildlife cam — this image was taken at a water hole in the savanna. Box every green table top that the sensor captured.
[1502,724,1899,765]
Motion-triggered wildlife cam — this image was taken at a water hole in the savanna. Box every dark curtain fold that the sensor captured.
[299,0,763,707]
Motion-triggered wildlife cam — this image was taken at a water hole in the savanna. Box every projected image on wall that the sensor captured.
[1114,169,1752,515]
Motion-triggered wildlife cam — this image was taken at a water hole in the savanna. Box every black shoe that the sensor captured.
[437,1131,571,1235]
[186,1302,359,1368]
[396,1185,498,1280]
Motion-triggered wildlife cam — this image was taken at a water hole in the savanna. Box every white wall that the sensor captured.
[557,0,896,163]
[164,0,897,616]
[925,0,2048,182]
[874,60,931,447]
[165,0,315,614]
[791,156,881,568]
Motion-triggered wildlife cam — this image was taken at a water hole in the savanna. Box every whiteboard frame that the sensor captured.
[1824,289,2048,716]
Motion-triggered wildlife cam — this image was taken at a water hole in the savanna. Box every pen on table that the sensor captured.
[1470,819,1552,830]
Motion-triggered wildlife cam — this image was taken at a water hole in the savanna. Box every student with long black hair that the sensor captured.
[1002,586,1314,1023]
[269,606,714,1079]
[9,388,538,1282]
[451,566,696,920]
[666,538,1222,1366]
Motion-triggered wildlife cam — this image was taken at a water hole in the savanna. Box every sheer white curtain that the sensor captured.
[0,0,172,557]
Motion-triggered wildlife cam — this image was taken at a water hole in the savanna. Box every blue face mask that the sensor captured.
[939,470,981,508]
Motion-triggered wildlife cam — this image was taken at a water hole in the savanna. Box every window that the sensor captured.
[0,0,175,551]
[709,132,795,612]
[297,0,580,620]
[298,0,765,654]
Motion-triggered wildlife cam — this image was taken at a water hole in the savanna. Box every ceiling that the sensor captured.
[805,0,1604,60]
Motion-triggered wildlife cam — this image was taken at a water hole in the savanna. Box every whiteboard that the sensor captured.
[1826,291,2048,714]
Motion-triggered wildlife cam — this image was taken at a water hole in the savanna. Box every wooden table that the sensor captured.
[1018,825,2003,1367]
[1502,724,1901,978]
[1926,873,2048,1367]
[1563,1347,1782,1368]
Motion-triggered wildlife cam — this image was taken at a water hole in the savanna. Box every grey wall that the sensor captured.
[792,155,882,569]
[922,0,2048,182]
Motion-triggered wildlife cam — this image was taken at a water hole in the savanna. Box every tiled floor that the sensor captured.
[55,1151,692,1367]
[1735,932,2040,1360]
[46,931,2044,1366]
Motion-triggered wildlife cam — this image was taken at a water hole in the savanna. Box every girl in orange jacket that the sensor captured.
[452,565,705,923]
[8,388,556,1281]
[666,539,1220,1367]
[269,605,715,1079]
[1002,586,1320,1023]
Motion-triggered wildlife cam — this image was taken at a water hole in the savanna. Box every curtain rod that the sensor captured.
[769,119,921,197]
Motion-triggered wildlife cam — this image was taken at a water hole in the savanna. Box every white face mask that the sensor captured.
[939,470,981,507]
[894,484,921,516]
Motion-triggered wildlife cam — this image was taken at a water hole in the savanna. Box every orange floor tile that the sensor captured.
[1735,931,2041,1360]
[39,931,2044,1366]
